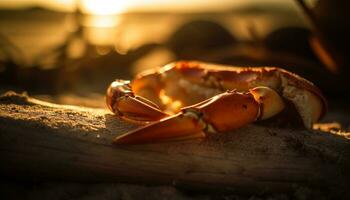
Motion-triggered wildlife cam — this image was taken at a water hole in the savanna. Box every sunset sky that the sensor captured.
[0,0,297,14]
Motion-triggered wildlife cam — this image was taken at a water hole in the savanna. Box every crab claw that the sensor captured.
[113,112,206,144]
[106,80,168,123]
[114,90,264,144]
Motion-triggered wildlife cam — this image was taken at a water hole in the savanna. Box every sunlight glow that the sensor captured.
[80,0,130,15]
[82,15,121,27]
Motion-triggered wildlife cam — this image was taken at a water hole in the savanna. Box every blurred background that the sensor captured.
[0,0,349,118]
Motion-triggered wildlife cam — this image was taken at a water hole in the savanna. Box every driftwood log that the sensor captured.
[0,91,349,197]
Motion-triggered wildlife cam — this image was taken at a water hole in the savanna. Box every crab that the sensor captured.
[106,61,327,144]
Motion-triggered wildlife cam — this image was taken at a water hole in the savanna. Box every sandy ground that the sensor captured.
[1,92,349,200]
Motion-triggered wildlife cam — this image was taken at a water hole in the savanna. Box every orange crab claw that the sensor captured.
[115,96,168,123]
[106,79,168,123]
[113,89,274,144]
[113,113,206,144]
[192,90,260,132]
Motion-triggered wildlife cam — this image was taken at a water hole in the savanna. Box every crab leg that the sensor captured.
[114,87,285,144]
[106,80,168,124]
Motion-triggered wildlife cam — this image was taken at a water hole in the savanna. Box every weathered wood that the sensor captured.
[0,91,349,196]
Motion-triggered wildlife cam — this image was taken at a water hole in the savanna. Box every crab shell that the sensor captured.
[130,61,327,129]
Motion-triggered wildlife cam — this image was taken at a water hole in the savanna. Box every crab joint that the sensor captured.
[182,108,218,135]
[249,87,285,120]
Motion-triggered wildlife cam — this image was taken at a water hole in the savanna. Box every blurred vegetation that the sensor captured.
[0,1,349,98]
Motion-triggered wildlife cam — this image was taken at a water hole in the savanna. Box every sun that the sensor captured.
[79,0,130,15]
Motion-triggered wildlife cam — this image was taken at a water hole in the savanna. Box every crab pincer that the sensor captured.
[106,79,168,124]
